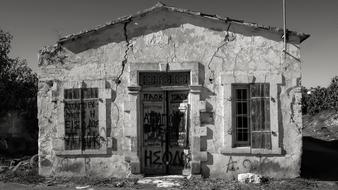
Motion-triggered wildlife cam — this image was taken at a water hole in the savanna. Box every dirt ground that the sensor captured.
[0,175,338,190]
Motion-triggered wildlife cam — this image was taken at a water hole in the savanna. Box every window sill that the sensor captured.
[55,149,108,156]
[221,146,251,154]
[221,146,282,156]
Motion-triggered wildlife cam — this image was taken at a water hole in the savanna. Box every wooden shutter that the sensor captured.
[81,88,100,150]
[64,88,82,150]
[250,83,271,149]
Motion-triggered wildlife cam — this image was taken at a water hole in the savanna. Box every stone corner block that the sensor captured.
[194,127,207,136]
[190,161,201,175]
[124,101,130,112]
[199,101,206,112]
[124,127,136,137]
[199,151,208,162]
[130,161,141,174]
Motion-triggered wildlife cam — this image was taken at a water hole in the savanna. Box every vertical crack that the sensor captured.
[115,18,132,86]
[207,23,232,84]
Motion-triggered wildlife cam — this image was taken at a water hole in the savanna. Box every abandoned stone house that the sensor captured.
[38,3,309,179]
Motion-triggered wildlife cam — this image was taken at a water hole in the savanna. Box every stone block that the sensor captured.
[182,168,191,176]
[238,173,263,184]
[124,101,130,112]
[199,101,206,112]
[124,127,136,137]
[130,161,141,174]
[190,161,200,174]
[199,151,208,162]
[194,127,207,136]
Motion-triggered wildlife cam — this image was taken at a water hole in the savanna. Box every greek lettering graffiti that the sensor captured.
[242,159,252,169]
[64,88,101,150]
[226,156,238,172]
[143,111,166,146]
[142,91,188,174]
[144,150,184,166]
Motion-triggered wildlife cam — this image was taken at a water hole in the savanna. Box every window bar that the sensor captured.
[249,86,253,154]
[80,87,84,151]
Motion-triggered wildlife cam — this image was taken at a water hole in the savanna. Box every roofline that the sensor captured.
[58,2,310,44]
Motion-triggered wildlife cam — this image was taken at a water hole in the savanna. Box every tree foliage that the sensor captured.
[0,29,38,117]
[302,76,338,115]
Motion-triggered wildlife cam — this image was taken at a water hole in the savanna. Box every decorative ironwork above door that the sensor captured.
[139,72,190,87]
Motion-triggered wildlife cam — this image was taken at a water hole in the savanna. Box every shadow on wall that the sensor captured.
[301,136,338,181]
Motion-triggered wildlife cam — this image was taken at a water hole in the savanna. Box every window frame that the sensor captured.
[221,73,282,155]
[64,88,101,151]
[232,84,251,147]
[55,80,110,156]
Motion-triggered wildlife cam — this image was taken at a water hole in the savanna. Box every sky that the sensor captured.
[0,0,337,88]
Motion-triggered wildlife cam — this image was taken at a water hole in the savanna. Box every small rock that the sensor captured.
[238,173,263,184]
[75,185,91,189]
[115,181,125,187]
[137,179,152,184]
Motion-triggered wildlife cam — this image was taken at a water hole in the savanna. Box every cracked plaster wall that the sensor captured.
[38,10,303,178]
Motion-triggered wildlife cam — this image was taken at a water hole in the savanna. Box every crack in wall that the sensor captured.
[115,18,132,86]
[207,23,232,84]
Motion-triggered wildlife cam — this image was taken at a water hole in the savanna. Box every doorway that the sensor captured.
[141,91,188,175]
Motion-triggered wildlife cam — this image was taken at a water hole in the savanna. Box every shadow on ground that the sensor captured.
[301,136,338,181]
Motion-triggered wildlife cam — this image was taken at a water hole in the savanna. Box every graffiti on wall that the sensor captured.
[224,156,272,173]
[64,88,101,150]
[142,91,188,173]
[144,149,184,166]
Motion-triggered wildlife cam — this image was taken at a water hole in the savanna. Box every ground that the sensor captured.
[0,176,338,190]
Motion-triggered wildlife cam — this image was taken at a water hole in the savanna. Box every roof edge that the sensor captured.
[58,2,310,44]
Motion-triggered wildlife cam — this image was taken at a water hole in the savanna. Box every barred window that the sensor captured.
[232,83,271,149]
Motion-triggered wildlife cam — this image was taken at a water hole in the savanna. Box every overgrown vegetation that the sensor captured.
[302,76,338,115]
[0,29,38,116]
[0,29,38,155]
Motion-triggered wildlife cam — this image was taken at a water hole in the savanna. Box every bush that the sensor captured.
[302,76,338,115]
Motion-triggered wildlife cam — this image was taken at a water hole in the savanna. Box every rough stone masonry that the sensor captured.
[37,3,309,179]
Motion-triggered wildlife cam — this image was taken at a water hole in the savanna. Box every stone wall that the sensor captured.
[38,9,303,178]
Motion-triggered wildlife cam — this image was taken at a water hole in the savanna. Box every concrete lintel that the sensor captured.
[221,72,282,84]
[127,85,141,94]
[189,85,203,94]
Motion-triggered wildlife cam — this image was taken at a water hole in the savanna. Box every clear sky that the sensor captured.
[0,0,337,88]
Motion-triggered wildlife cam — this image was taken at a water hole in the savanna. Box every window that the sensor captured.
[64,88,100,150]
[232,83,271,149]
